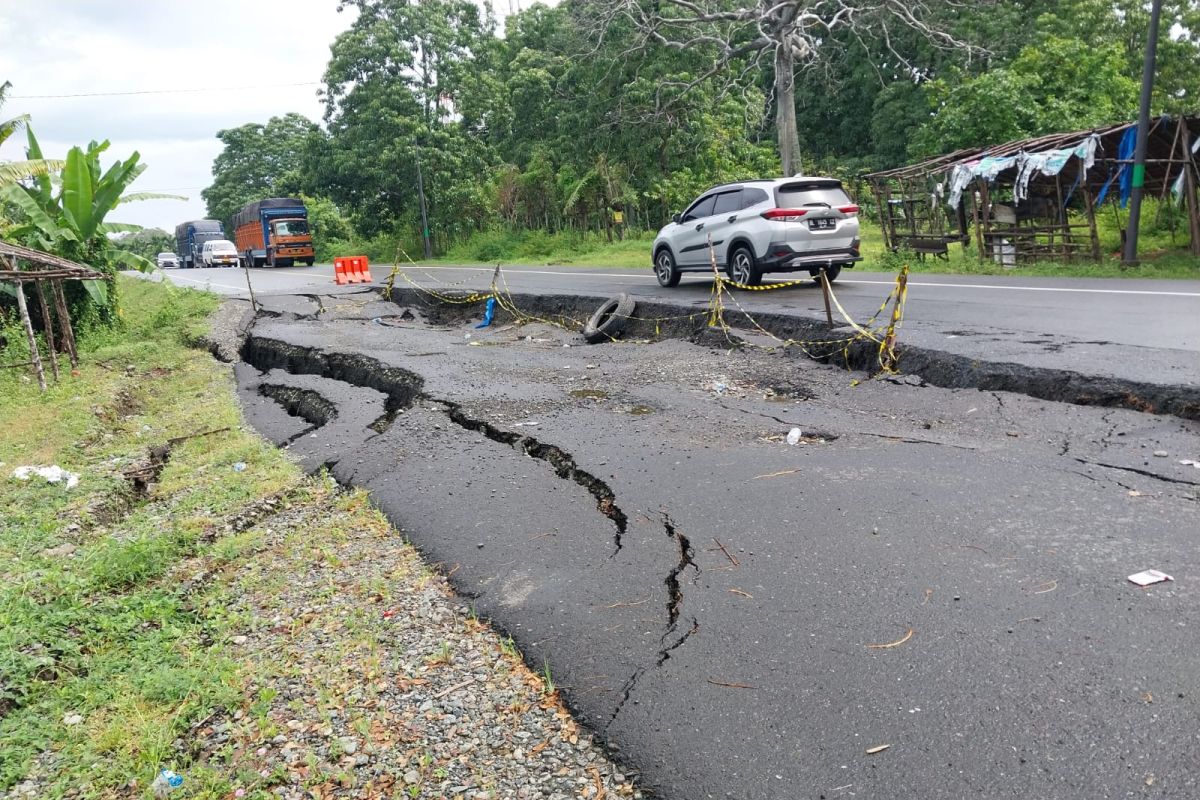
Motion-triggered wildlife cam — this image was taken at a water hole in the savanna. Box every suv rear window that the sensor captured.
[775,181,850,208]
[740,187,769,209]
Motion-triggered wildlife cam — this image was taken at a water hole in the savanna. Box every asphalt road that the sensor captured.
[158,261,1200,351]
[229,290,1200,800]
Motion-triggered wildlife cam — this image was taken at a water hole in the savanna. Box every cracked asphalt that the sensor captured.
[226,288,1200,800]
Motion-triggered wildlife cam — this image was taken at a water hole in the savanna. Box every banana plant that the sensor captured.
[0,82,61,186]
[1,128,183,304]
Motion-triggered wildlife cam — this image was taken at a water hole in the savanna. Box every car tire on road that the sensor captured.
[809,264,843,283]
[654,248,681,288]
[583,293,636,344]
[728,245,762,286]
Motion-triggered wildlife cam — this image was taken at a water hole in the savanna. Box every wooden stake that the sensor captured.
[52,279,79,367]
[14,280,46,391]
[1082,188,1102,261]
[1181,126,1200,257]
[34,279,59,381]
[819,267,834,327]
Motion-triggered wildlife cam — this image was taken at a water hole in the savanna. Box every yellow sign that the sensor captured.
[613,210,624,224]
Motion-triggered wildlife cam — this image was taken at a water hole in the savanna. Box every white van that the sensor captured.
[201,239,240,268]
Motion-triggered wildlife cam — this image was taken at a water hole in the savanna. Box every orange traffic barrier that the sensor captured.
[333,256,372,284]
[333,257,350,285]
[351,255,372,283]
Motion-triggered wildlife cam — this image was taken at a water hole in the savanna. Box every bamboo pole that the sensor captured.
[1082,188,1102,261]
[52,279,79,368]
[14,281,46,391]
[34,279,59,381]
[1180,126,1200,257]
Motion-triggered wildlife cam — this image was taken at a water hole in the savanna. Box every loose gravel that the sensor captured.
[182,479,643,800]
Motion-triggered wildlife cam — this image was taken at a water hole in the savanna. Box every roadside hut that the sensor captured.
[865,116,1200,265]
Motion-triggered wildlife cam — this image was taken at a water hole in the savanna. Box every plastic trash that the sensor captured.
[1128,569,1173,587]
[151,769,183,797]
[12,465,79,489]
[232,462,247,473]
[475,297,497,328]
[786,428,803,446]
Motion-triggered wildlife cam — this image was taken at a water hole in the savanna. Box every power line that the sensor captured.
[11,81,321,99]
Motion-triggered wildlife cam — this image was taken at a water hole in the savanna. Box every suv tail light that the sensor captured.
[760,208,809,221]
[837,205,860,214]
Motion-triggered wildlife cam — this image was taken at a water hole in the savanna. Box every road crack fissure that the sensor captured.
[241,337,632,551]
[660,511,698,631]
[1072,457,1199,487]
[441,401,628,555]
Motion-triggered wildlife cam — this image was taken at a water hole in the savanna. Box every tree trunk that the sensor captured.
[774,45,801,177]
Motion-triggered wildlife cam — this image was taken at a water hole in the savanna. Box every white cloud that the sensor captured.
[0,0,355,230]
[0,0,554,231]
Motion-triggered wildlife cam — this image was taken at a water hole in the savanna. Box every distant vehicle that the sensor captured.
[651,177,861,287]
[232,198,315,267]
[156,251,179,269]
[200,239,240,268]
[174,219,226,269]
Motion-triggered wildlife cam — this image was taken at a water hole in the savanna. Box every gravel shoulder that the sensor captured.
[183,479,640,800]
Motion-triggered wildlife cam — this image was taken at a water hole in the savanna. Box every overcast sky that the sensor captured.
[0,1,539,233]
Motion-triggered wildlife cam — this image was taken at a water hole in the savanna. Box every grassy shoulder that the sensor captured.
[1,278,630,800]
[0,278,283,794]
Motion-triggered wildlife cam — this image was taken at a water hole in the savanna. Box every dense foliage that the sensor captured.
[203,0,1200,255]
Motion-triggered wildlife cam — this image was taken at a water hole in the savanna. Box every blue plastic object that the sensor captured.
[475,297,497,328]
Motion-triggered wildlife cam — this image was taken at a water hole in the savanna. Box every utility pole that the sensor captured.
[1122,0,1164,266]
[415,143,432,260]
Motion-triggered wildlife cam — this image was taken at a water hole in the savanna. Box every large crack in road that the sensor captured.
[228,291,1200,800]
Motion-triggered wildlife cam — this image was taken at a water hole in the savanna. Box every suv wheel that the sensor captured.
[809,264,842,283]
[654,249,681,287]
[728,245,762,286]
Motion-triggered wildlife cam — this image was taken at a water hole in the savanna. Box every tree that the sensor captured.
[315,0,499,242]
[909,32,1138,157]
[201,113,321,228]
[592,0,974,175]
[113,228,174,261]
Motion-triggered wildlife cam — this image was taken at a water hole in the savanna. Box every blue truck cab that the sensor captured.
[173,219,226,269]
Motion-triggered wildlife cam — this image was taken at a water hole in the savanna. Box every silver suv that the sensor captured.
[651,177,861,287]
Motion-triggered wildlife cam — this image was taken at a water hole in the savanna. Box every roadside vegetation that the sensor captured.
[190,0,1199,278]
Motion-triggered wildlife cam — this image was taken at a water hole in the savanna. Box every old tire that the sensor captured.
[809,264,843,283]
[654,248,681,287]
[583,293,636,344]
[727,245,762,286]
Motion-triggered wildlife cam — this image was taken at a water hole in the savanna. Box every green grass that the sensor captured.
[0,278,297,796]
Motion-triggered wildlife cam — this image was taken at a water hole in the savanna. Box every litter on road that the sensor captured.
[786,427,803,445]
[1128,569,1173,586]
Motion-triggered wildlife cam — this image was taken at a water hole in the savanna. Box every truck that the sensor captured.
[232,198,315,267]
[174,219,226,269]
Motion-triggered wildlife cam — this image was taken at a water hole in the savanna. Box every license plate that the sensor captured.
[808,218,836,231]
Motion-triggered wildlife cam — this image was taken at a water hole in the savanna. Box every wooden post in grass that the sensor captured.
[33,279,59,381]
[819,267,834,327]
[51,279,79,368]
[13,279,46,391]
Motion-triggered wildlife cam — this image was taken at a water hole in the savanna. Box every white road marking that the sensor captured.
[165,265,1200,300]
